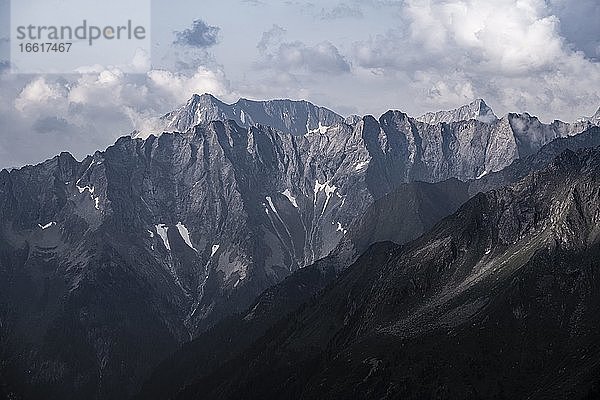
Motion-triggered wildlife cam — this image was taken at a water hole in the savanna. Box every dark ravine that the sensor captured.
[172,146,600,400]
[0,95,599,400]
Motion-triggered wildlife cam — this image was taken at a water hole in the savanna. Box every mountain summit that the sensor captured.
[417,98,498,124]
[159,93,346,136]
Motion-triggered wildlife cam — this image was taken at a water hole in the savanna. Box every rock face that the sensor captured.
[136,178,471,400]
[471,126,600,194]
[506,112,595,156]
[161,95,596,181]
[417,99,498,124]
[172,146,600,400]
[138,125,600,400]
[1,94,599,400]
[159,94,347,136]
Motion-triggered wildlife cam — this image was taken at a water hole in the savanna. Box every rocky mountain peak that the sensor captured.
[189,92,225,106]
[417,98,498,124]
[379,109,410,125]
[158,94,346,137]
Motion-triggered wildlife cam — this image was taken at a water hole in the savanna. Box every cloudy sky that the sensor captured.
[0,0,599,168]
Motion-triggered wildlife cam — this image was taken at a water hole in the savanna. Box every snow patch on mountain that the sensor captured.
[77,185,94,194]
[307,122,330,134]
[314,180,338,215]
[281,189,298,208]
[476,170,489,180]
[38,221,56,230]
[176,222,198,252]
[266,196,277,214]
[147,229,155,250]
[314,180,337,196]
[155,224,170,251]
[355,160,369,171]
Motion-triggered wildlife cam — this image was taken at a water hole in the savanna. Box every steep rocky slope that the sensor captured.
[138,126,600,400]
[136,178,471,400]
[160,95,597,181]
[174,146,600,400]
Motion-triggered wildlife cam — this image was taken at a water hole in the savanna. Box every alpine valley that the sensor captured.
[1,95,599,400]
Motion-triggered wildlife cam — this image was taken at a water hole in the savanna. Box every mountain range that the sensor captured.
[1,95,599,400]
[138,124,600,400]
[170,145,600,399]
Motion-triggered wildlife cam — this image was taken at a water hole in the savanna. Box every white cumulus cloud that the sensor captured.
[352,0,600,121]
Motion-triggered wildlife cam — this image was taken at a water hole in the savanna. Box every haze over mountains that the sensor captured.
[1,95,599,400]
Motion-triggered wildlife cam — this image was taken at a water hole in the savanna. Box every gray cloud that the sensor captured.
[353,30,408,70]
[166,19,222,73]
[257,24,286,52]
[32,116,71,134]
[174,19,220,48]
[348,0,600,122]
[321,3,364,19]
[257,25,351,75]
[0,62,235,169]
